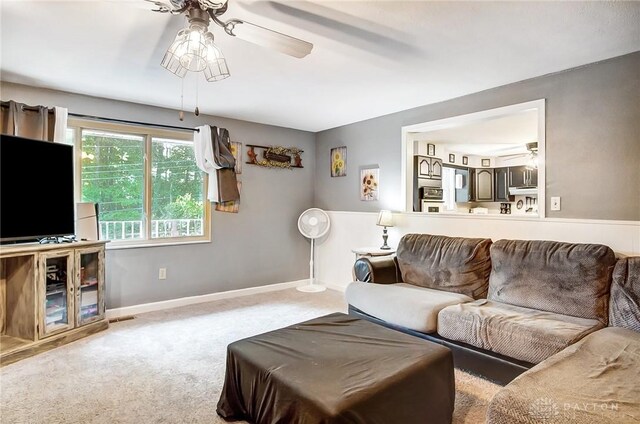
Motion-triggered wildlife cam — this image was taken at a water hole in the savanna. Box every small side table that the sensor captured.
[351,246,396,261]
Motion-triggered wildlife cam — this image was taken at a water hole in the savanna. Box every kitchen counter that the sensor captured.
[417,211,541,220]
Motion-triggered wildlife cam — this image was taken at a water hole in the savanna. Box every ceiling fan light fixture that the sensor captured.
[203,32,230,82]
[161,29,189,77]
[177,26,208,72]
[526,154,539,170]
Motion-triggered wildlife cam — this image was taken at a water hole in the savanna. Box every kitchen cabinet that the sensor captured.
[528,168,538,186]
[509,166,537,187]
[475,169,494,201]
[455,168,472,202]
[413,155,443,212]
[415,156,442,180]
[494,167,513,202]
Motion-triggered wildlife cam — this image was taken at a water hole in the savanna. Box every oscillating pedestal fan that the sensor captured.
[297,208,331,293]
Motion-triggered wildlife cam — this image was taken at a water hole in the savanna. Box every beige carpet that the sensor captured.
[1,288,500,423]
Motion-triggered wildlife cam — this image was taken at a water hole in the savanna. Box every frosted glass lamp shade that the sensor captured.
[376,210,394,227]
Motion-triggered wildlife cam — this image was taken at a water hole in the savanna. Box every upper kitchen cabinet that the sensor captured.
[475,168,494,201]
[509,166,537,187]
[494,167,513,202]
[415,156,442,180]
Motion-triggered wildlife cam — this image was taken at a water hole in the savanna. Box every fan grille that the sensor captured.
[298,208,330,239]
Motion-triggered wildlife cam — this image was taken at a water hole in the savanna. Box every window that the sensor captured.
[68,120,209,246]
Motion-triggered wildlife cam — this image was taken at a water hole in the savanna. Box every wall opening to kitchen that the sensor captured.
[400,99,546,218]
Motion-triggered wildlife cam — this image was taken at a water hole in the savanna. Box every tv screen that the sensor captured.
[0,134,75,243]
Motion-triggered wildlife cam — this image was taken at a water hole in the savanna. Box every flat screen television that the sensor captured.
[0,134,75,243]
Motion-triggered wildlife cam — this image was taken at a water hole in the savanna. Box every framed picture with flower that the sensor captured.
[360,166,379,201]
[230,141,242,174]
[331,146,347,177]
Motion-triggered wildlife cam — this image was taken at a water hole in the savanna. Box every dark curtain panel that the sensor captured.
[0,100,56,141]
[211,126,240,202]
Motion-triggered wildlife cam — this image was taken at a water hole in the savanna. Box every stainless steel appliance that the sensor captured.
[419,187,444,201]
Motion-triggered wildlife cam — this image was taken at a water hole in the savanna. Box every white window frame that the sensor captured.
[68,118,211,249]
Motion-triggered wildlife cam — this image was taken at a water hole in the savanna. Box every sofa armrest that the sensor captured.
[354,256,401,284]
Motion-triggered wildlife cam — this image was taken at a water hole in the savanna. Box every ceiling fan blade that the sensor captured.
[226,19,313,58]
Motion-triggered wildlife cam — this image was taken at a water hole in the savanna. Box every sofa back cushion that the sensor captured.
[396,234,492,299]
[609,257,640,332]
[488,239,616,324]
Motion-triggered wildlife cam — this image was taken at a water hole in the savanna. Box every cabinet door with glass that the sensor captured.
[39,251,75,338]
[75,246,105,326]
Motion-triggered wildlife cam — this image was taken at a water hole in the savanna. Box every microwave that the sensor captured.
[419,187,444,201]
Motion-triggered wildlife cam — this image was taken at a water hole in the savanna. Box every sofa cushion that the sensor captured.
[486,327,640,424]
[345,281,472,333]
[396,234,492,299]
[610,257,640,332]
[437,300,604,364]
[488,239,616,324]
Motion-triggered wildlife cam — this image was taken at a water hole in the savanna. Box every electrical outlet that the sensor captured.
[158,268,167,280]
[550,197,561,211]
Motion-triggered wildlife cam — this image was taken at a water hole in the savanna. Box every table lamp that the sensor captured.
[376,210,394,250]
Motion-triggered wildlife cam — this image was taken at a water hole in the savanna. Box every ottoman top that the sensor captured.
[218,313,452,422]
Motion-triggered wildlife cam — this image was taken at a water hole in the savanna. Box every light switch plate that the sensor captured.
[159,268,167,280]
[551,197,561,211]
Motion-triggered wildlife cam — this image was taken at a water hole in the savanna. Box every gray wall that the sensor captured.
[314,51,640,221]
[1,82,316,308]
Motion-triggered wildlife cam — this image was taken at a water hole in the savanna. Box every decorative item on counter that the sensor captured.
[481,158,491,167]
[516,199,524,210]
[360,166,379,201]
[230,142,242,174]
[376,210,394,250]
[462,156,468,165]
[427,143,436,156]
[449,154,455,163]
[330,146,347,177]
[500,203,512,214]
[471,207,489,214]
[245,144,304,169]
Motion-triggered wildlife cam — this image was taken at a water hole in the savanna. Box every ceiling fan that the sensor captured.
[502,142,539,169]
[146,0,314,81]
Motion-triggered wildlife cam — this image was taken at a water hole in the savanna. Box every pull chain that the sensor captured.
[179,76,185,121]
[194,76,200,117]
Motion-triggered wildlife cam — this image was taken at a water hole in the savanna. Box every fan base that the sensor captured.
[296,285,327,293]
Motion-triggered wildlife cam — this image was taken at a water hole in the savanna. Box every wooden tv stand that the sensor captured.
[0,240,108,366]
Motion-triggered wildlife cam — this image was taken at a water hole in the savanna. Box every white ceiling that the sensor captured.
[416,109,538,156]
[1,1,639,132]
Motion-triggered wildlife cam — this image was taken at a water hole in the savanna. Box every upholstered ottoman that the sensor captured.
[217,313,454,424]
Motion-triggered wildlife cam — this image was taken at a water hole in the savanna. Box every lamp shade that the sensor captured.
[203,32,230,82]
[376,210,394,227]
[161,29,189,77]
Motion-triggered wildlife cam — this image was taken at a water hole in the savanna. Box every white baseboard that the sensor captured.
[107,279,319,319]
[318,280,348,292]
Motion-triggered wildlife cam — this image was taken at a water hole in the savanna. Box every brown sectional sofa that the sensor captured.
[347,234,637,387]
[438,239,614,364]
[348,234,488,333]
[487,256,640,423]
